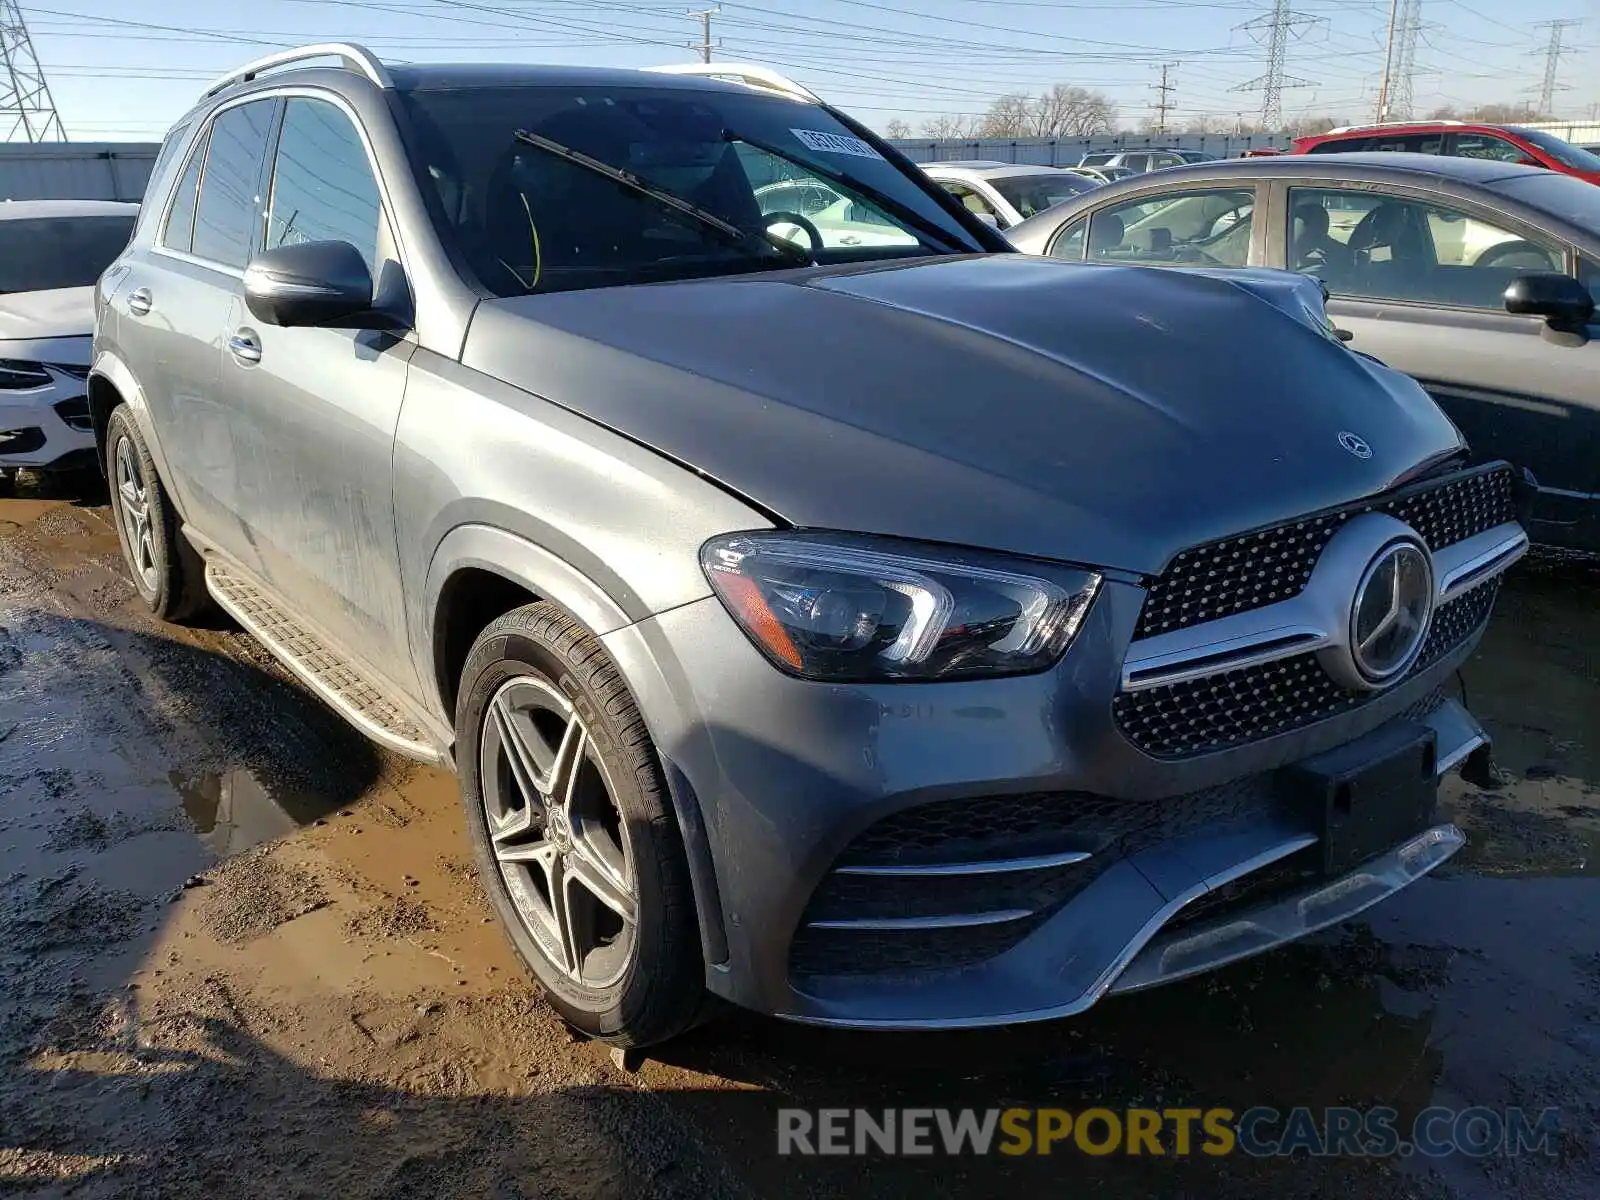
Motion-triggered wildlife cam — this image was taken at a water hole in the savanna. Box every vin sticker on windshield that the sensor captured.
[790,129,884,160]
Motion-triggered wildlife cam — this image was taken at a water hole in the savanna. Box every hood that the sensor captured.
[463,255,1463,575]
[0,286,94,341]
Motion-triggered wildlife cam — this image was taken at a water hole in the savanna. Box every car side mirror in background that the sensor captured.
[973,211,1001,230]
[1504,272,1595,332]
[243,240,376,328]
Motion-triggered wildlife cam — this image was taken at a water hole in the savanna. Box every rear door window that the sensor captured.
[192,99,278,269]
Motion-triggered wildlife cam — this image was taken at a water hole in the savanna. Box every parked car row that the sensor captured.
[66,47,1541,1053]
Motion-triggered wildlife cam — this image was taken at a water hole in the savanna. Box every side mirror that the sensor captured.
[243,240,374,328]
[1504,272,1595,332]
[973,211,1001,230]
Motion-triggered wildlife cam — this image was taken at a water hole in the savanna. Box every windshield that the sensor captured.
[0,215,134,293]
[1491,171,1600,231]
[989,173,1095,218]
[1508,128,1600,173]
[397,83,982,296]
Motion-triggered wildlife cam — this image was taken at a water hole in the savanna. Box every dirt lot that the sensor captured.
[1,474,1598,1199]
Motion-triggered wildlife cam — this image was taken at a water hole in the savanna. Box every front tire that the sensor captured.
[105,405,209,621]
[456,601,704,1046]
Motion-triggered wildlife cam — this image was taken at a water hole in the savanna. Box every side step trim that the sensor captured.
[204,560,447,765]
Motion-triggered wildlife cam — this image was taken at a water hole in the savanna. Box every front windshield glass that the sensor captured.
[397,83,983,296]
[1508,127,1600,172]
[0,215,134,293]
[989,173,1095,218]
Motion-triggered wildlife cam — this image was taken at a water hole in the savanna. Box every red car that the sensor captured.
[1290,121,1600,185]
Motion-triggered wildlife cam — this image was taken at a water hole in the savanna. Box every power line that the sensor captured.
[1149,62,1178,132]
[0,0,65,141]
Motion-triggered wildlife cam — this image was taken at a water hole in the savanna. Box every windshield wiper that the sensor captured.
[511,129,810,267]
[722,128,972,255]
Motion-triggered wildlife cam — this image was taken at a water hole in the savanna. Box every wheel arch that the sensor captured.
[423,523,637,723]
[87,351,183,510]
[424,522,731,971]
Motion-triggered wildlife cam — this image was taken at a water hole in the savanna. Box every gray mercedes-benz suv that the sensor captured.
[93,45,1528,1047]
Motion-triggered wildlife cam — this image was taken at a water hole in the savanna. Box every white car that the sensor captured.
[0,200,138,489]
[754,178,918,249]
[919,161,1098,230]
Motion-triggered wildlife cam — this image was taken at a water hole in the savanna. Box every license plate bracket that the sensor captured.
[1280,721,1440,876]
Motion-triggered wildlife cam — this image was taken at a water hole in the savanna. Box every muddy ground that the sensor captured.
[1,472,1597,1200]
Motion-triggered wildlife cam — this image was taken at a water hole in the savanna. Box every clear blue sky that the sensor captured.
[21,0,1600,140]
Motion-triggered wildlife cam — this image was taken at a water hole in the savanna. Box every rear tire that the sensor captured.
[105,405,210,622]
[456,601,705,1046]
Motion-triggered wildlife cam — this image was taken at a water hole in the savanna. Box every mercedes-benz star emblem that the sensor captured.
[1338,431,1373,459]
[1350,541,1434,685]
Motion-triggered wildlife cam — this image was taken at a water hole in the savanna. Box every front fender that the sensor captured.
[419,523,642,721]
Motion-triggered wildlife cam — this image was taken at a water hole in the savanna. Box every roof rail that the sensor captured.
[645,62,818,103]
[1324,119,1465,134]
[203,42,392,98]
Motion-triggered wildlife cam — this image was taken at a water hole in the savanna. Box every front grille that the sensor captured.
[1114,584,1493,759]
[790,778,1278,980]
[1134,464,1515,640]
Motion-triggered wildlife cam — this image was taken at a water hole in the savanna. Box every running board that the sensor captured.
[204,560,447,765]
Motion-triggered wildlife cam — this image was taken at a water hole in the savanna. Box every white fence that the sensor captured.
[0,143,161,202]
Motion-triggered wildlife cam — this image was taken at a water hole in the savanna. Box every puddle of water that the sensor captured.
[169,768,334,857]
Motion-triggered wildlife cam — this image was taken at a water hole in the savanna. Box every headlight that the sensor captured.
[0,359,51,390]
[700,532,1101,682]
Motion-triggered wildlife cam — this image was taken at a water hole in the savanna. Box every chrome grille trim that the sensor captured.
[1122,519,1524,695]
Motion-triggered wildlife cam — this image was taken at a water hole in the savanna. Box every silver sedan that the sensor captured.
[1006,152,1600,556]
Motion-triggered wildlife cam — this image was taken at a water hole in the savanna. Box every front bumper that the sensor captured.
[600,463,1522,1028]
[603,570,1497,1028]
[0,338,93,469]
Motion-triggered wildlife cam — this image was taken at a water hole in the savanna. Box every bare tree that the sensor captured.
[1030,84,1116,137]
[883,118,912,139]
[974,86,1117,139]
[1281,114,1349,138]
[979,92,1034,138]
[921,113,980,139]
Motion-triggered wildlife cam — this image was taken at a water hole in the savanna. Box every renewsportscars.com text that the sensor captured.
[776,1106,1560,1158]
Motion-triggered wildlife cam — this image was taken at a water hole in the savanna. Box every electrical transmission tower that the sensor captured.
[1530,19,1580,116]
[0,0,65,142]
[687,7,720,64]
[1231,0,1316,131]
[1150,63,1178,135]
[1377,0,1424,121]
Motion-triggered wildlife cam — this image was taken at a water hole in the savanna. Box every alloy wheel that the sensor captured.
[480,675,638,989]
[114,436,159,593]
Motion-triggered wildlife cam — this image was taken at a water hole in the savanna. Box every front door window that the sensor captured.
[1286,187,1562,307]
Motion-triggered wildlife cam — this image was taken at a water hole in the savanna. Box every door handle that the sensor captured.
[127,287,153,316]
[228,331,262,365]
